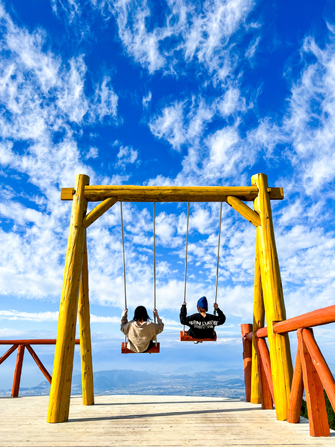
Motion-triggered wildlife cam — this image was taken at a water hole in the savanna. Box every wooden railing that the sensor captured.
[241,304,335,437]
[0,339,80,398]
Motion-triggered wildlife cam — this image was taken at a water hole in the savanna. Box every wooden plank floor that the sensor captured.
[0,395,334,446]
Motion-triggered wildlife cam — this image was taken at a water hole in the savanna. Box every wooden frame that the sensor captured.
[48,173,292,423]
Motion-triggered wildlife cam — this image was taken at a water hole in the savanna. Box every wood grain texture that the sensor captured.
[252,173,293,421]
[250,230,264,404]
[288,346,304,424]
[298,329,330,437]
[83,198,117,228]
[78,232,94,406]
[2,394,333,447]
[11,344,25,397]
[48,174,90,423]
[241,324,253,402]
[61,185,284,202]
[226,196,261,226]
[302,328,335,412]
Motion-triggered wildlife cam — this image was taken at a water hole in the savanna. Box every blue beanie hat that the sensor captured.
[197,296,208,311]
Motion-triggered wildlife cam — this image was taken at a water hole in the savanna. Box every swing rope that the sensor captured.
[183,202,190,335]
[120,202,127,344]
[214,202,223,315]
[153,202,157,346]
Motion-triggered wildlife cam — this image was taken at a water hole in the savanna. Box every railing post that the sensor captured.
[11,344,25,397]
[241,324,253,402]
[251,173,293,421]
[298,329,330,437]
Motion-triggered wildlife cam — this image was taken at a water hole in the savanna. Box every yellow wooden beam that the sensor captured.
[226,196,261,227]
[250,229,264,404]
[78,232,94,406]
[83,198,117,228]
[252,173,293,421]
[47,174,89,423]
[61,185,284,202]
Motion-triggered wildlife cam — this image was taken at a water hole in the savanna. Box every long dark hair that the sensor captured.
[133,306,151,322]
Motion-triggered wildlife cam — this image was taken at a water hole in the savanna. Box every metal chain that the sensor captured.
[153,202,157,346]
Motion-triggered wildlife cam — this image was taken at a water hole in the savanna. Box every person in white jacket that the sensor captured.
[121,306,164,353]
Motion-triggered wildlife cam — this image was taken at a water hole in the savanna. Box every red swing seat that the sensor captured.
[121,342,160,354]
[180,331,217,342]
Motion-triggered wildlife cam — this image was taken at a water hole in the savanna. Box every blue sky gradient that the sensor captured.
[1,0,335,388]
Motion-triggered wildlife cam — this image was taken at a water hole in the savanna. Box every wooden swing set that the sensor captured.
[48,173,292,424]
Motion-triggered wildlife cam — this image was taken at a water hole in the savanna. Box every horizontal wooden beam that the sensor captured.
[61,185,284,202]
[0,339,80,345]
[226,196,261,227]
[273,305,335,334]
[83,198,117,228]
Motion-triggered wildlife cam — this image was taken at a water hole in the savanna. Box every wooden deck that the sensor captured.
[0,395,334,446]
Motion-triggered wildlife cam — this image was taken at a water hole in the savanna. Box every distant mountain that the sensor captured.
[0,369,246,399]
[72,369,155,389]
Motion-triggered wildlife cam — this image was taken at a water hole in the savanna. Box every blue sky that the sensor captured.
[1,0,335,389]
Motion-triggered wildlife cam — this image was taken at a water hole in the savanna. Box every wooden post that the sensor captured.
[288,347,304,423]
[11,344,25,397]
[47,174,89,423]
[26,345,52,384]
[298,329,330,437]
[250,230,264,404]
[255,338,273,409]
[241,324,253,402]
[78,232,94,406]
[251,173,293,421]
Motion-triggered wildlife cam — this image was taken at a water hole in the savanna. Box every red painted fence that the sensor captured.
[241,304,335,437]
[0,339,80,397]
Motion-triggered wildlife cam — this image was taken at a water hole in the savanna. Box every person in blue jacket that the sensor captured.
[180,296,226,339]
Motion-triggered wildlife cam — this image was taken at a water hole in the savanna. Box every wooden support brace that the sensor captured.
[0,344,18,365]
[226,196,261,227]
[26,345,52,385]
[250,230,264,404]
[302,328,335,412]
[78,232,94,405]
[241,324,253,402]
[11,344,25,397]
[288,346,304,423]
[298,328,330,437]
[83,198,117,228]
[255,338,273,409]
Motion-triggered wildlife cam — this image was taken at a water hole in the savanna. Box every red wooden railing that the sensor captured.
[241,304,335,437]
[0,339,80,398]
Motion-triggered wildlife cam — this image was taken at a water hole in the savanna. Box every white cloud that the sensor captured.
[142,91,152,108]
[115,144,139,168]
[0,309,120,323]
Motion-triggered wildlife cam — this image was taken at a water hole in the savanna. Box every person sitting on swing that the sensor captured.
[180,296,226,339]
[121,306,164,353]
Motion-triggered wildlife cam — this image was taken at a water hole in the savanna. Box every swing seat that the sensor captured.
[121,342,160,354]
[180,331,217,342]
